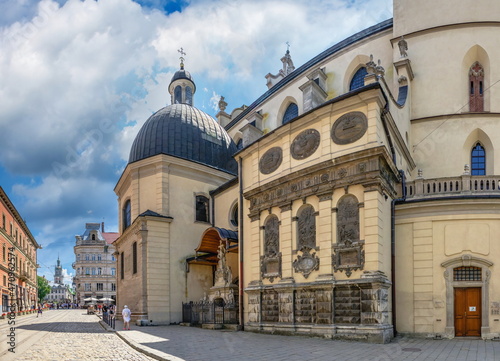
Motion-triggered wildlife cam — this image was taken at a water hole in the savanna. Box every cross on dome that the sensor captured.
[178,47,186,69]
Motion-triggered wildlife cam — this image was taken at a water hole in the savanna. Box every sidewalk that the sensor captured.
[98,318,500,361]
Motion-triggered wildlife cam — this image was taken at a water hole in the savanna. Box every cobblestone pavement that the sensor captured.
[107,318,500,361]
[0,309,156,361]
[3,309,500,361]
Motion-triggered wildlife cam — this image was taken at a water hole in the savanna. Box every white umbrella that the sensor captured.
[100,298,114,302]
[83,297,97,302]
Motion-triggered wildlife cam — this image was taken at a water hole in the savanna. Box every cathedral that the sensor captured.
[113,0,500,342]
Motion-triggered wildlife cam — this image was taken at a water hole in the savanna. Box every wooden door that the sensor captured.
[454,287,481,337]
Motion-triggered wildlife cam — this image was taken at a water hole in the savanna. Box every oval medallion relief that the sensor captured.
[331,111,368,145]
[291,129,320,160]
[259,147,283,174]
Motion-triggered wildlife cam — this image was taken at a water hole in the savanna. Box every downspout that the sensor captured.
[238,157,244,330]
[380,106,406,337]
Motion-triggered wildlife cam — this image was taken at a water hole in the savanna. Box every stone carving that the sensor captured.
[261,215,282,282]
[297,205,316,251]
[262,290,279,322]
[279,292,294,323]
[398,36,408,58]
[246,147,400,220]
[333,195,364,277]
[218,96,227,111]
[333,241,365,277]
[290,129,320,160]
[334,286,361,324]
[259,147,283,174]
[247,293,260,323]
[293,248,320,278]
[331,112,368,145]
[337,195,360,244]
[214,242,233,287]
[366,54,376,74]
[375,59,385,77]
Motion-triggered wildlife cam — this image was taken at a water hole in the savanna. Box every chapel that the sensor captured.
[114,0,500,342]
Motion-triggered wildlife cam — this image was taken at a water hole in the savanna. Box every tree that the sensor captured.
[37,276,51,303]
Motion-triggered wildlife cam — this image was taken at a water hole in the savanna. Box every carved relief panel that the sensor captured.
[290,129,320,160]
[259,147,283,174]
[333,194,364,277]
[261,215,282,282]
[331,111,368,145]
[293,205,320,278]
[297,205,317,251]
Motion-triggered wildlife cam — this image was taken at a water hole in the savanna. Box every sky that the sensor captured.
[0,0,392,285]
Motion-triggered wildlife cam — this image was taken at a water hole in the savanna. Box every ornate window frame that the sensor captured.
[441,254,493,337]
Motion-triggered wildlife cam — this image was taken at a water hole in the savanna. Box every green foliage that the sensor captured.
[37,276,51,302]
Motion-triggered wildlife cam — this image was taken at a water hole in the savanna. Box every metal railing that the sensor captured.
[182,301,238,325]
[102,312,115,329]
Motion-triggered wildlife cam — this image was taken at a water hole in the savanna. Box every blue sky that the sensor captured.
[0,0,392,284]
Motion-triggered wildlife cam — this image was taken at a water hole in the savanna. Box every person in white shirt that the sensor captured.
[121,305,131,330]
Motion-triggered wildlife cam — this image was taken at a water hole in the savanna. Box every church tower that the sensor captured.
[54,256,63,285]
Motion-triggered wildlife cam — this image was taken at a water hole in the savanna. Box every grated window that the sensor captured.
[453,266,481,281]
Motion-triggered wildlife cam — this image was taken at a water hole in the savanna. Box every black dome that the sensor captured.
[129,104,237,174]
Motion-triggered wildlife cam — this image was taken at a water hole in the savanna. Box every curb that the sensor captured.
[98,320,184,361]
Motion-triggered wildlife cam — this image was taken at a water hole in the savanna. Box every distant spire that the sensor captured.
[178,47,186,69]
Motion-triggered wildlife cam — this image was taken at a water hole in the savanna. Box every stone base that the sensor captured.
[245,323,393,344]
[202,323,223,330]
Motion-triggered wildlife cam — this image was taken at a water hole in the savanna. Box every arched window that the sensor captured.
[195,195,209,223]
[91,234,96,240]
[174,85,182,104]
[469,62,484,112]
[349,67,368,91]
[230,203,238,227]
[236,138,243,150]
[123,200,131,231]
[282,103,298,124]
[297,205,316,251]
[471,143,486,175]
[185,86,193,105]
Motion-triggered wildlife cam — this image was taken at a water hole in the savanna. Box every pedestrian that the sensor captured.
[37,306,42,317]
[122,305,131,330]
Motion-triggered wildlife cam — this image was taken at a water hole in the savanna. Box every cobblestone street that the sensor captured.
[0,309,155,361]
[2,309,500,360]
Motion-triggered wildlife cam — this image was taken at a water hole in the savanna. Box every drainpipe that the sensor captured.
[238,157,244,330]
[391,170,406,336]
[380,107,406,336]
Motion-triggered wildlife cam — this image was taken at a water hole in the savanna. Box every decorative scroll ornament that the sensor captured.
[331,112,368,145]
[259,147,283,174]
[290,129,320,160]
[293,248,319,278]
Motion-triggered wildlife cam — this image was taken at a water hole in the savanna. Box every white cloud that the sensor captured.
[0,0,392,275]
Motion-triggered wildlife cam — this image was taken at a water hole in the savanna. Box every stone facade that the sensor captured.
[0,187,40,312]
[72,223,117,306]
